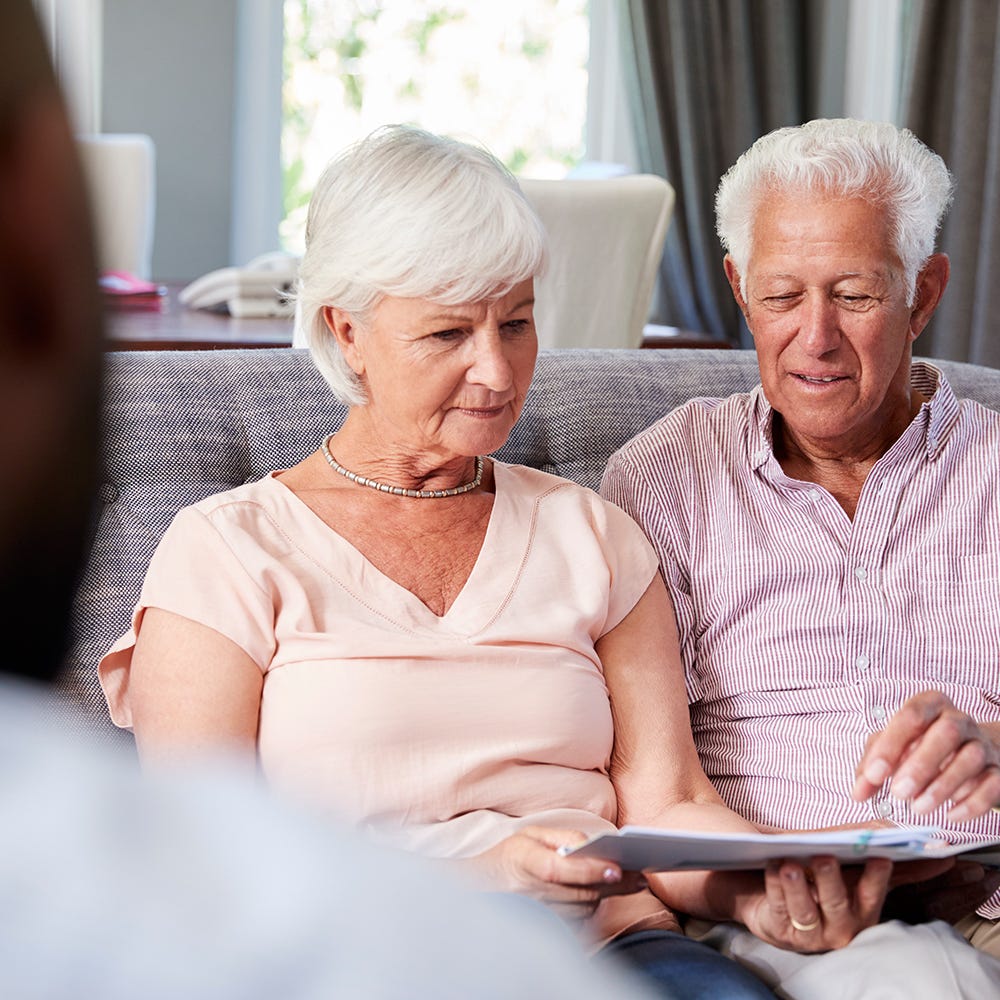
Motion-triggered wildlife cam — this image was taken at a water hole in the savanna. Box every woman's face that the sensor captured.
[331,279,538,463]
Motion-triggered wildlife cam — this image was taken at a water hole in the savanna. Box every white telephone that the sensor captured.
[179,251,299,318]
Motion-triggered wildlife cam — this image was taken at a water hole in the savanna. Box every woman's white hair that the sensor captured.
[294,125,547,404]
[715,118,954,304]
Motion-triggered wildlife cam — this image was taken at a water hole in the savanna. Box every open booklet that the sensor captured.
[559,826,1000,872]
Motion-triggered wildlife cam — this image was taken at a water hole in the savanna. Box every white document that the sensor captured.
[561,826,1000,872]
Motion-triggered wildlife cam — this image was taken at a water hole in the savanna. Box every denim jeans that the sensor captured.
[600,928,776,999]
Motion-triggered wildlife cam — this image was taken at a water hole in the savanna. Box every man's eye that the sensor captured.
[431,328,464,341]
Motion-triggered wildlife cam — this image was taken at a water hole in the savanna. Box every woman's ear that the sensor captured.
[323,305,365,376]
[908,253,950,342]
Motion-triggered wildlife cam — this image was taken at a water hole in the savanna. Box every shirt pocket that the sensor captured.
[920,555,1000,676]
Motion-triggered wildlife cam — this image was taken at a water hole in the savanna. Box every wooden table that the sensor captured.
[105,283,731,351]
[105,282,294,351]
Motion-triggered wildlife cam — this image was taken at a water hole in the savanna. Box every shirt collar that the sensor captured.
[911,361,959,459]
[747,361,959,468]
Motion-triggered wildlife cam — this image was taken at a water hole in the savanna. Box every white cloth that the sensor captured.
[687,919,1000,1000]
[0,678,652,999]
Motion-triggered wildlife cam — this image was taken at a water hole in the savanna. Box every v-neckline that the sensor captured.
[265,461,526,634]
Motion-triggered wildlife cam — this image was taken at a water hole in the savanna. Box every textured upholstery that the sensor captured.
[63,348,1000,744]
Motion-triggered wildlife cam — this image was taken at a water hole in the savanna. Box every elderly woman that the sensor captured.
[100,126,899,996]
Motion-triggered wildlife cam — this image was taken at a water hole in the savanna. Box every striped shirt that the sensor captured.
[602,363,1000,918]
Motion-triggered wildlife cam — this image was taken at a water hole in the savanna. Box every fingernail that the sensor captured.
[603,867,621,884]
[893,777,917,801]
[911,793,934,814]
[865,759,891,785]
[947,804,969,823]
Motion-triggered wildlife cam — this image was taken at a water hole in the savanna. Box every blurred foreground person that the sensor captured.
[0,3,654,996]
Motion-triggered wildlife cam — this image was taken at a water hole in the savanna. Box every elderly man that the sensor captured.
[603,118,1000,994]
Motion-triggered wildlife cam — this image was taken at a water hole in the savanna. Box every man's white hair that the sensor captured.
[715,118,954,304]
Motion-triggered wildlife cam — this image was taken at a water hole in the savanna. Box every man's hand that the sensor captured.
[882,861,1000,924]
[852,691,1000,822]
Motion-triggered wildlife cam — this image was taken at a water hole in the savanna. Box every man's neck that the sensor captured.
[773,389,927,519]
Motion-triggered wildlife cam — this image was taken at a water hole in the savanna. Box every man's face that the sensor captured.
[726,192,931,458]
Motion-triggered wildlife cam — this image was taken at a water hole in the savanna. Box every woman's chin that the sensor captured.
[447,416,517,456]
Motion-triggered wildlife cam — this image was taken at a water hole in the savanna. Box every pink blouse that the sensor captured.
[101,462,659,859]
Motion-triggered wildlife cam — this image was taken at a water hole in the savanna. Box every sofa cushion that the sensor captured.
[62,347,1000,741]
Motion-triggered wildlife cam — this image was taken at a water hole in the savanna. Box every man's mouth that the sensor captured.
[793,373,846,384]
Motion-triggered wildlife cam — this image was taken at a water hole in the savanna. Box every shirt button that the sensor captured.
[855,566,868,581]
[755,448,768,464]
[877,801,893,819]
[856,654,870,671]
[872,704,887,722]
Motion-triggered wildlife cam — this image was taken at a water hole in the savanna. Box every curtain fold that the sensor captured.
[621,1,846,344]
[902,0,1000,367]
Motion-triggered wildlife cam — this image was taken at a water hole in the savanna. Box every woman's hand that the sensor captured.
[470,826,646,920]
[852,691,1000,822]
[739,856,893,953]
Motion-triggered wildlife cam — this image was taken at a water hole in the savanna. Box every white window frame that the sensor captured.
[230,0,284,264]
[844,0,905,123]
[32,0,103,134]
[585,0,639,172]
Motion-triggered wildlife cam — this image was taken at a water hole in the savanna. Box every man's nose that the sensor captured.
[797,294,841,355]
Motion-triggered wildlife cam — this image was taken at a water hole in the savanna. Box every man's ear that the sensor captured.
[723,255,751,325]
[907,253,950,342]
[322,305,365,376]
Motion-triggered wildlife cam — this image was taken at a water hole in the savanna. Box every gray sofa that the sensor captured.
[63,347,1000,743]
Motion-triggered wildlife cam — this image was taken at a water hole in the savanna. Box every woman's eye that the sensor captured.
[502,319,530,333]
[431,328,464,341]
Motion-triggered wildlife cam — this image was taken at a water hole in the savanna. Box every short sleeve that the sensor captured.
[98,505,276,729]
[594,492,660,635]
[602,446,701,699]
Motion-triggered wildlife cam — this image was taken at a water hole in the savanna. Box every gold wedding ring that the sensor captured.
[790,916,821,933]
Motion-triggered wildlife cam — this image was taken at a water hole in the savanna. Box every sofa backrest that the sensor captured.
[63,347,1000,742]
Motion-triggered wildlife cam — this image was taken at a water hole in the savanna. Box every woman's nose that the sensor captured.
[468,329,514,389]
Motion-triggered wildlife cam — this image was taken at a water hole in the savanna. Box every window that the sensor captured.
[280,0,590,252]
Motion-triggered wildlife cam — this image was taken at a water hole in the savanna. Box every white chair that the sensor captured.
[77,134,156,278]
[518,174,674,349]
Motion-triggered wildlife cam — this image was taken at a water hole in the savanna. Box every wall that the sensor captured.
[101,0,237,280]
